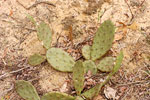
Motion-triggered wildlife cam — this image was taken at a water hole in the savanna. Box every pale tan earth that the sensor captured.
[0,0,150,100]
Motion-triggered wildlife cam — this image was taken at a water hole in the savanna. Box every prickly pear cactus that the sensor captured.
[73,61,85,95]
[26,14,36,26]
[28,54,46,66]
[112,51,123,74]
[37,22,52,49]
[81,83,103,100]
[91,20,115,61]
[82,45,91,60]
[102,51,124,85]
[46,48,75,72]
[75,96,84,100]
[16,80,40,100]
[97,57,115,72]
[41,92,75,100]
[83,60,97,75]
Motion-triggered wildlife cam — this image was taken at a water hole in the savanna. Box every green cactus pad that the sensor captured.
[81,83,103,100]
[75,96,84,100]
[102,51,124,86]
[112,51,123,74]
[81,52,123,100]
[82,45,91,60]
[26,14,36,26]
[91,20,115,61]
[28,54,46,66]
[41,92,75,100]
[73,61,85,95]
[83,60,97,75]
[97,57,115,72]
[37,22,52,49]
[46,48,75,72]
[16,80,40,100]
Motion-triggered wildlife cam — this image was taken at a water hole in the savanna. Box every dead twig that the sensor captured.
[138,0,146,8]
[16,0,56,10]
[74,34,94,48]
[0,66,29,80]
[140,70,150,78]
[124,0,134,23]
[0,83,14,97]
[116,80,150,86]
[69,26,74,46]
[121,86,132,100]
[28,71,55,82]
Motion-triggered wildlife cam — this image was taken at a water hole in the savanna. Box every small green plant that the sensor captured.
[73,61,85,96]
[37,22,52,49]
[16,17,124,100]
[97,57,115,72]
[81,45,91,60]
[16,80,40,100]
[73,51,123,100]
[16,80,75,100]
[16,52,123,100]
[28,54,46,66]
[46,48,75,72]
[83,60,97,75]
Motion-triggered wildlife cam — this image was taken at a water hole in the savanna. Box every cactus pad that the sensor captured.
[28,54,46,66]
[82,83,103,99]
[46,48,75,72]
[112,51,123,74]
[37,22,52,49]
[97,57,115,72]
[83,60,97,75]
[16,80,40,100]
[73,61,85,95]
[102,51,124,86]
[91,20,115,61]
[41,92,75,100]
[26,14,36,26]
[82,45,91,60]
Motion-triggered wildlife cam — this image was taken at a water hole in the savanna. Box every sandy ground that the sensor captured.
[0,0,150,100]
